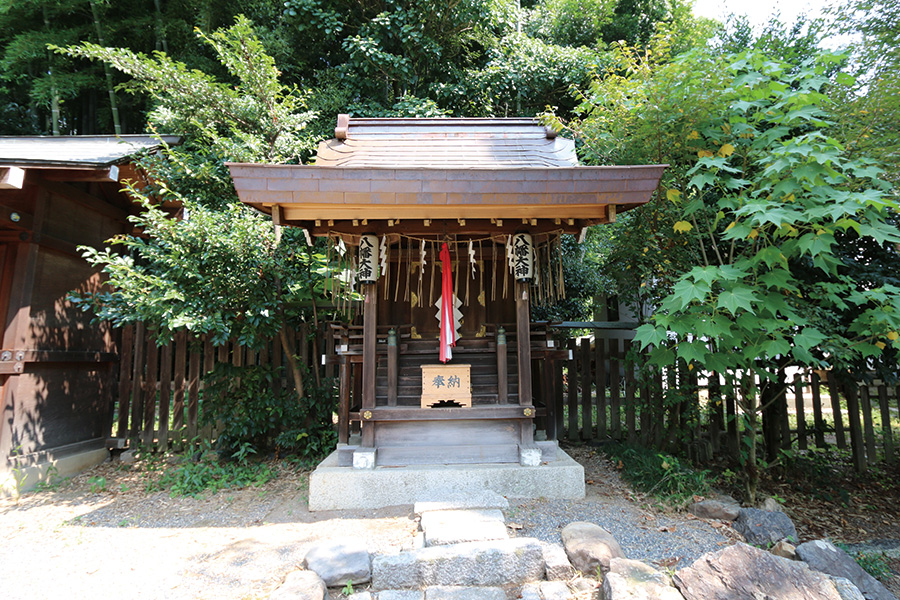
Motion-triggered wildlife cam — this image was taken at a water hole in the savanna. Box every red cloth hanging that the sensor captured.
[439,242,455,363]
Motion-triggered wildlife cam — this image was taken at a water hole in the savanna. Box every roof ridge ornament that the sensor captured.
[335,113,350,140]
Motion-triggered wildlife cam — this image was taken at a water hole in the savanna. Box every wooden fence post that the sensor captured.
[879,385,894,464]
[624,340,637,444]
[567,338,578,441]
[860,385,877,465]
[129,323,145,440]
[116,325,134,438]
[157,341,172,452]
[828,377,847,449]
[794,374,807,451]
[844,384,866,473]
[594,336,608,440]
[609,339,622,438]
[811,372,826,448]
[581,337,593,441]
[142,336,159,449]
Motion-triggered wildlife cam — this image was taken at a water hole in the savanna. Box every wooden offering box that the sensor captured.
[420,364,472,408]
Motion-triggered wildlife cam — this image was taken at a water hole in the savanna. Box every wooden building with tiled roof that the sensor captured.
[229,116,665,483]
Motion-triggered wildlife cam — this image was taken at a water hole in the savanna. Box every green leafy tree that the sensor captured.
[65,18,334,446]
[628,51,900,501]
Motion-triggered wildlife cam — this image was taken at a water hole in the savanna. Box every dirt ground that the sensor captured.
[1,447,898,600]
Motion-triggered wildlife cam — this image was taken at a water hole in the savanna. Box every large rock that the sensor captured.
[733,508,798,545]
[689,499,740,521]
[561,521,625,574]
[372,538,544,590]
[302,539,371,587]
[603,558,684,600]
[419,509,508,546]
[674,543,849,600]
[542,542,577,581]
[796,540,898,600]
[269,570,326,600]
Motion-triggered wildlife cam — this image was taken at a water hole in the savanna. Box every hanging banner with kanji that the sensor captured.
[420,364,472,408]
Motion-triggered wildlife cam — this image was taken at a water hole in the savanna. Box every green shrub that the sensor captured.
[607,444,710,508]
[202,362,337,461]
[146,444,278,497]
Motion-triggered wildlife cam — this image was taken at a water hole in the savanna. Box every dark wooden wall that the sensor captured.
[1,173,126,469]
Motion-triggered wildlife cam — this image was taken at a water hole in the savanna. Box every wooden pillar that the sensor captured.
[387,328,398,406]
[497,327,508,404]
[361,282,377,448]
[515,280,534,448]
[338,355,351,444]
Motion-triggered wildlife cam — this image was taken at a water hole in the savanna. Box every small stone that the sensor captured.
[119,449,136,464]
[733,508,798,546]
[796,539,897,600]
[689,499,740,521]
[376,591,424,600]
[269,570,326,600]
[603,558,683,600]
[771,540,797,560]
[347,593,373,600]
[519,583,542,600]
[760,497,784,513]
[542,542,577,581]
[540,581,572,600]
[302,539,371,587]
[423,586,506,600]
[561,521,625,575]
[571,578,597,594]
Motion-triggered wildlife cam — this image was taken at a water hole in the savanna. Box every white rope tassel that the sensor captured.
[468,240,476,279]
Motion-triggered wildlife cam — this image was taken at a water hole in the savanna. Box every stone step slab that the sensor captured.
[420,509,508,546]
[423,586,507,600]
[376,592,424,600]
[413,491,510,514]
[372,538,545,590]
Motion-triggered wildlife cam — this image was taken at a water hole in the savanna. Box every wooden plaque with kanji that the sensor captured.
[420,364,472,408]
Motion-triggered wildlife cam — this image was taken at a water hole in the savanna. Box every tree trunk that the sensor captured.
[279,325,305,400]
[154,0,169,53]
[740,377,760,505]
[89,0,122,134]
[42,7,60,135]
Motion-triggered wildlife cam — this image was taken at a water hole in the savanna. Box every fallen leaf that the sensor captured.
[507,523,524,530]
[658,525,677,533]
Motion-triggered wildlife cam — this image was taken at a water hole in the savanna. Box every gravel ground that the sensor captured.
[0,447,736,600]
[510,447,736,569]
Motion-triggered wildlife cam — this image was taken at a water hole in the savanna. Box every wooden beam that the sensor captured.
[0,206,34,231]
[35,166,120,183]
[34,177,127,222]
[303,218,598,237]
[0,167,25,190]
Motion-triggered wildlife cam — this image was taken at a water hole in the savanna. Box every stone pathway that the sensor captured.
[271,489,898,600]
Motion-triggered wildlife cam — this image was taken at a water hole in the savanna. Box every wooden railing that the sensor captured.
[111,322,320,451]
[548,324,900,472]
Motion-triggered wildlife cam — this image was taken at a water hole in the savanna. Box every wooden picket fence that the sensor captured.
[550,325,900,472]
[111,322,324,451]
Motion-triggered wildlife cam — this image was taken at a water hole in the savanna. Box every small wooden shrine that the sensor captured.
[229,116,665,468]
